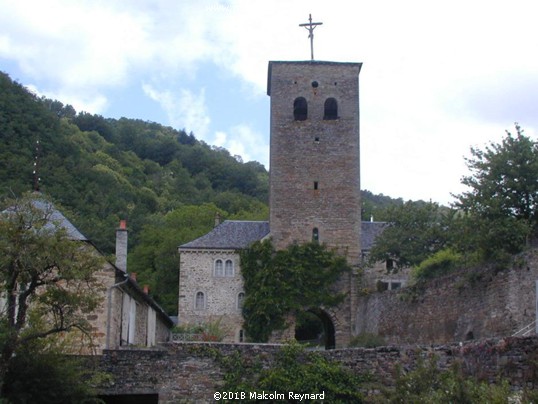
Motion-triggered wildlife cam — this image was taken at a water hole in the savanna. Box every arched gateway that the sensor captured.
[295,308,336,350]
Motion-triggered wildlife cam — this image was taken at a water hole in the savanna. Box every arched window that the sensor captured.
[237,292,245,310]
[324,98,338,120]
[214,259,223,277]
[312,227,319,242]
[195,291,205,310]
[225,259,234,277]
[294,97,307,121]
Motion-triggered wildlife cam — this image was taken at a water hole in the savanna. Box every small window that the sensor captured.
[195,291,205,310]
[239,329,245,342]
[312,227,319,242]
[376,280,389,292]
[214,259,223,277]
[294,97,307,121]
[385,259,395,271]
[313,181,319,190]
[324,98,338,120]
[237,292,245,310]
[225,259,234,277]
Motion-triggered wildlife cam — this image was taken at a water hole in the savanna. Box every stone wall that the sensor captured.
[94,337,538,402]
[178,250,244,342]
[356,249,538,345]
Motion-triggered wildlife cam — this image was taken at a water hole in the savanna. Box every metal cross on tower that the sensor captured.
[299,14,323,60]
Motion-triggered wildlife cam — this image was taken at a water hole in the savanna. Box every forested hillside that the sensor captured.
[0,71,404,313]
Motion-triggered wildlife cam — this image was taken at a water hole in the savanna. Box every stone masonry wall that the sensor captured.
[178,250,244,342]
[356,249,538,344]
[268,61,362,264]
[94,337,538,402]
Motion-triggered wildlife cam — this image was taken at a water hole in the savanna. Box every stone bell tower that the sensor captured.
[266,60,362,346]
[267,60,362,263]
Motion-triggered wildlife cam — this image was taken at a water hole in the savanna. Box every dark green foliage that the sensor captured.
[2,341,104,403]
[385,357,510,403]
[218,343,364,403]
[411,248,462,281]
[0,71,271,313]
[0,193,106,401]
[361,190,404,221]
[0,71,269,254]
[128,204,221,314]
[240,240,350,342]
[251,344,364,403]
[453,124,538,262]
[367,201,451,270]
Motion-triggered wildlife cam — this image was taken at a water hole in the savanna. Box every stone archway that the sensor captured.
[295,308,336,350]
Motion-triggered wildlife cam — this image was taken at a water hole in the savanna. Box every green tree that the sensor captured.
[453,123,538,260]
[367,201,451,270]
[0,193,104,395]
[129,204,220,314]
[240,240,350,342]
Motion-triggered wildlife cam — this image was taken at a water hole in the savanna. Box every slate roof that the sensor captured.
[31,199,89,241]
[2,198,88,241]
[361,221,388,251]
[180,220,387,251]
[180,220,270,250]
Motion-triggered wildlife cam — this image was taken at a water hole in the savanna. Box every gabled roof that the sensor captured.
[30,199,89,241]
[179,220,386,252]
[2,197,88,241]
[361,221,388,251]
[179,220,270,250]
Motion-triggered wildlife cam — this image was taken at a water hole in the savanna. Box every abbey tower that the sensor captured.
[267,60,363,346]
[267,61,362,264]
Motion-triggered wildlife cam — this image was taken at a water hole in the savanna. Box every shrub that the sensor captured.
[349,333,386,348]
[385,357,511,403]
[172,318,227,342]
[412,248,462,282]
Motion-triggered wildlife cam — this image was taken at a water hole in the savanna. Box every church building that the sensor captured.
[178,21,390,347]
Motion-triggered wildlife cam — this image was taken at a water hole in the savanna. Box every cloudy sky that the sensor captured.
[1,0,537,204]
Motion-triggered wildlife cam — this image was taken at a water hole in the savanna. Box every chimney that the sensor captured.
[115,220,128,272]
[214,212,221,227]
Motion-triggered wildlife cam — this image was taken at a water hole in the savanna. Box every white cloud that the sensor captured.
[2,0,538,202]
[212,124,268,166]
[143,84,211,139]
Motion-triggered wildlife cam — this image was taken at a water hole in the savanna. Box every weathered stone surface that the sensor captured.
[356,250,538,345]
[93,337,538,402]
